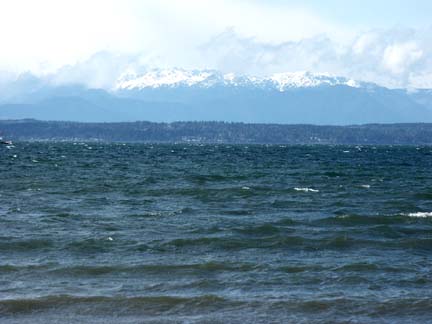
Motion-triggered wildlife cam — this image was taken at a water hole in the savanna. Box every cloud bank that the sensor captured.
[0,0,431,89]
[198,27,432,89]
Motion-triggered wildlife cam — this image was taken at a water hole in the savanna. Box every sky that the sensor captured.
[0,0,431,89]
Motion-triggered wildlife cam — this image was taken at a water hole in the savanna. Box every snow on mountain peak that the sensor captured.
[269,71,361,90]
[115,69,362,91]
[116,69,216,89]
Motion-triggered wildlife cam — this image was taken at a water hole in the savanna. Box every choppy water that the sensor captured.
[1,143,432,323]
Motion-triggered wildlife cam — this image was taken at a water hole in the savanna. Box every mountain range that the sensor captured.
[1,69,432,125]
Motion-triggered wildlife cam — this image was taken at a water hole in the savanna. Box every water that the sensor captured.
[1,143,432,323]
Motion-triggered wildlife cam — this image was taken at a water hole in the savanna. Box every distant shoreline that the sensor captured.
[2,119,432,145]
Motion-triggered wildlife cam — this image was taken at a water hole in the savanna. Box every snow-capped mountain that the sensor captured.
[1,69,432,124]
[115,69,363,91]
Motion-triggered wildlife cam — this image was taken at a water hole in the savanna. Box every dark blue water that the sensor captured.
[1,143,432,323]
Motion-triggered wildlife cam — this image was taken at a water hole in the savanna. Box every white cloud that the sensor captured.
[0,0,141,73]
[0,0,351,73]
[50,52,140,89]
[23,27,432,90]
[382,42,423,74]
[352,32,379,55]
[195,27,432,89]
[197,29,342,76]
[0,1,432,88]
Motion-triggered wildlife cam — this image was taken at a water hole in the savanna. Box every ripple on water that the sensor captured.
[1,143,432,322]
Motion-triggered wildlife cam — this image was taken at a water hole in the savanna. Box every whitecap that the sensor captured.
[360,184,371,189]
[294,187,319,193]
[241,186,251,190]
[406,212,432,218]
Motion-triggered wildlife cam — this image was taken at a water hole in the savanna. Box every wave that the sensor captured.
[332,262,379,272]
[186,174,249,184]
[2,294,432,321]
[294,187,319,193]
[405,212,432,218]
[0,239,54,251]
[159,234,392,252]
[0,263,55,273]
[163,235,305,250]
[46,262,257,277]
[233,224,282,236]
[0,294,230,316]
[276,264,326,273]
[316,213,432,226]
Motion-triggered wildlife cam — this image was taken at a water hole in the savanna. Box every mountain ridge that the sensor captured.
[1,69,432,125]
